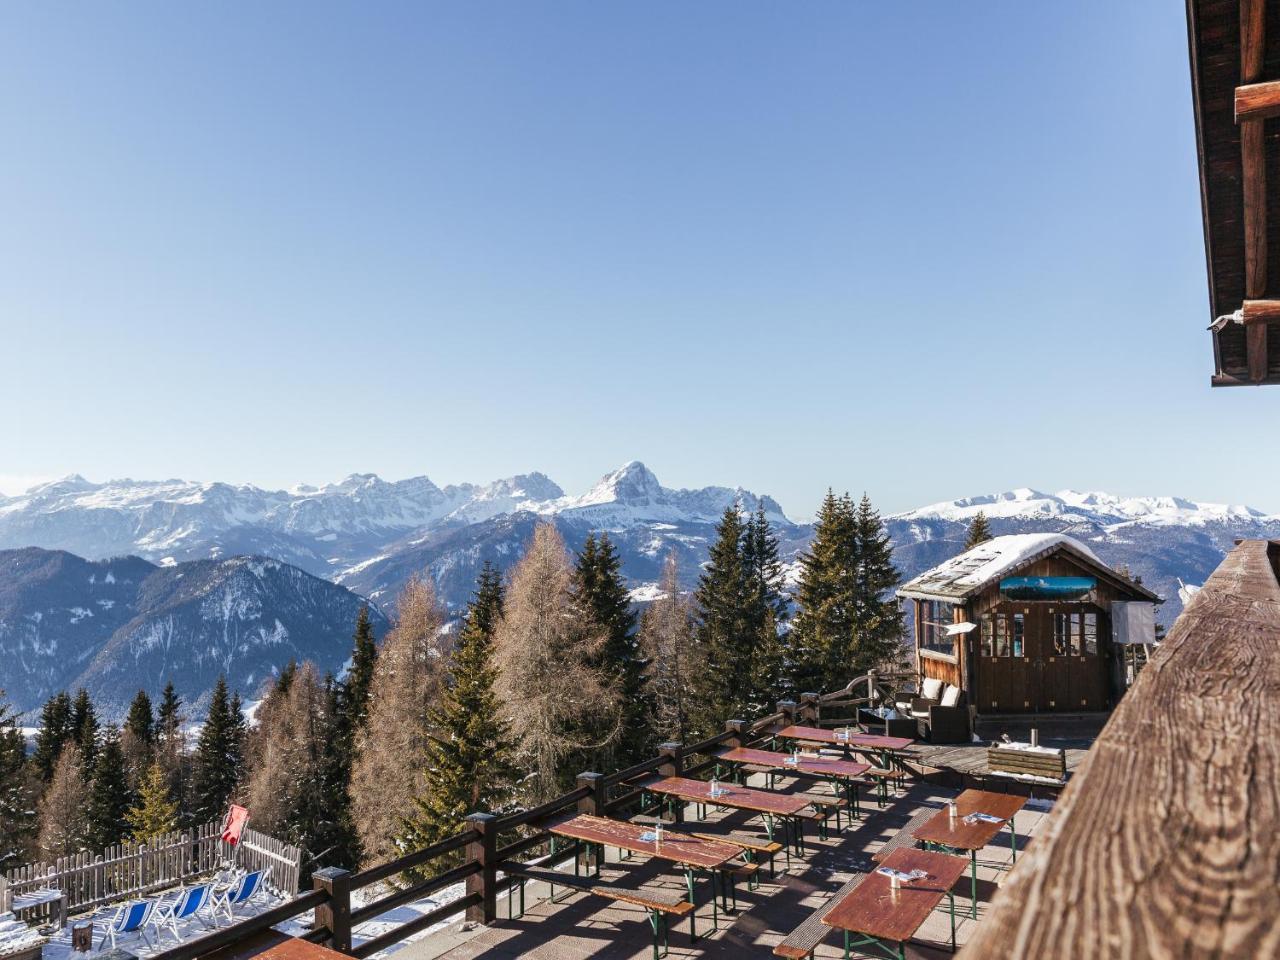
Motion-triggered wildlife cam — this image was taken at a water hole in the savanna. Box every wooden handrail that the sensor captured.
[349,861,480,925]
[960,540,1280,958]
[351,893,482,959]
[348,830,472,888]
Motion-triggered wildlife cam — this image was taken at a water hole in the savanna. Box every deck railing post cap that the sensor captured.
[800,691,820,702]
[777,699,798,710]
[465,812,497,826]
[724,719,748,731]
[575,771,605,783]
[658,741,682,752]
[312,866,351,882]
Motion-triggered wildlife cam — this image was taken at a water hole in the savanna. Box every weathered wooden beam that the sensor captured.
[1235,80,1280,122]
[1242,299,1280,323]
[1243,0,1266,81]
[1240,0,1268,383]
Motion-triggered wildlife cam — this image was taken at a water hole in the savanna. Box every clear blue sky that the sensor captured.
[2,1,1276,518]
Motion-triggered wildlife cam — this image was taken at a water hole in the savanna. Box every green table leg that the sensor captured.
[949,890,956,952]
[1010,814,1017,862]
[684,867,697,941]
[970,849,978,919]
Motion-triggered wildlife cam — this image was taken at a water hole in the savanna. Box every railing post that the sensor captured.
[777,699,799,727]
[800,692,821,723]
[724,719,748,749]
[464,812,498,925]
[576,772,604,816]
[657,742,684,823]
[311,866,353,953]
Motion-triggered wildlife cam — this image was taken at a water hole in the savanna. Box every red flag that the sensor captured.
[220,804,249,846]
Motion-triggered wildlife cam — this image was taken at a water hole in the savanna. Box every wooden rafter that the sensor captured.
[1239,0,1269,382]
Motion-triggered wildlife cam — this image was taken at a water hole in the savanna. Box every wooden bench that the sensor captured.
[689,828,785,878]
[503,862,692,960]
[862,767,903,806]
[773,869,868,959]
[870,807,937,864]
[987,744,1067,784]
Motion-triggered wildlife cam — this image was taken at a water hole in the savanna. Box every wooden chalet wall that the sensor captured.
[959,540,1280,958]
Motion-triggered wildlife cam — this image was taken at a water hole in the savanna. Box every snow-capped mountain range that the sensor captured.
[2,465,1275,717]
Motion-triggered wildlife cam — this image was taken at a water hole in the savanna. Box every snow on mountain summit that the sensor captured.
[893,488,1272,529]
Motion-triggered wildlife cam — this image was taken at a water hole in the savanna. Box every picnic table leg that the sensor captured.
[948,890,956,952]
[1009,815,1018,862]
[683,867,698,941]
[970,849,978,919]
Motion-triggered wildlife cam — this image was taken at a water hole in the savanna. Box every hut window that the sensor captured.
[980,613,994,656]
[1012,613,1025,657]
[921,600,954,653]
[995,614,1010,656]
[1070,612,1082,656]
[1053,613,1068,655]
[1083,612,1098,655]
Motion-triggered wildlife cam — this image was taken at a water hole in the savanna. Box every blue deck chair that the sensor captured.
[154,884,215,941]
[213,868,271,923]
[98,899,157,951]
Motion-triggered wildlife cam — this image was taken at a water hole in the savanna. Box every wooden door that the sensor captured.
[977,608,1036,712]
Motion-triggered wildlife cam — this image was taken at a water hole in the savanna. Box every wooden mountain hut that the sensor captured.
[897,534,1160,730]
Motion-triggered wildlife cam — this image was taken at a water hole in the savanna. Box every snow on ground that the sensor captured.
[0,913,45,957]
[34,880,468,960]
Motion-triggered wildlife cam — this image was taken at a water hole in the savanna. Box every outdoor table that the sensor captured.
[543,812,743,939]
[643,775,812,849]
[715,746,870,818]
[911,789,1027,919]
[254,935,351,960]
[822,847,968,959]
[773,724,913,771]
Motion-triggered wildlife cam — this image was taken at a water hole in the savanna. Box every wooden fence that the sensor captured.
[3,821,304,922]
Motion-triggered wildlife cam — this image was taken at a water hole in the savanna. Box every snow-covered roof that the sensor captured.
[898,533,1154,602]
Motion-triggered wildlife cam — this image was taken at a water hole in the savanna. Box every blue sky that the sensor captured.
[1,1,1276,518]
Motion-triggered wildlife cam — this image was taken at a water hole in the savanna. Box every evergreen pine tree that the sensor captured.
[157,682,182,741]
[124,690,155,746]
[849,494,906,669]
[965,511,994,550]
[688,505,754,735]
[190,677,240,825]
[126,762,180,843]
[741,504,790,711]
[397,563,517,875]
[32,691,73,782]
[573,535,651,770]
[85,726,132,850]
[70,689,99,773]
[0,690,37,868]
[344,606,379,735]
[787,491,857,695]
[122,689,156,788]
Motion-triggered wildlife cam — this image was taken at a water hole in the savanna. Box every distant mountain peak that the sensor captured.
[576,461,665,507]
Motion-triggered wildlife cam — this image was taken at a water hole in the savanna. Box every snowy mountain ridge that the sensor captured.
[893,487,1274,529]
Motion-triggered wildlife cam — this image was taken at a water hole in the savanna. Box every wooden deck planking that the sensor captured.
[960,540,1280,958]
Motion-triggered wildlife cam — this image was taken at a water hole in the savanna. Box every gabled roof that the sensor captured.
[897,533,1161,603]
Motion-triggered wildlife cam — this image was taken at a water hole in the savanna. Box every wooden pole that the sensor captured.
[463,813,497,925]
[311,867,353,954]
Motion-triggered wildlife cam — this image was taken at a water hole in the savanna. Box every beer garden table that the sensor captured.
[773,724,914,771]
[642,776,812,849]
[821,847,967,960]
[910,789,1027,919]
[543,812,743,939]
[714,746,870,818]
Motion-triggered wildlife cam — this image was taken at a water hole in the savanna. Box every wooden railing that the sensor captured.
[960,539,1280,958]
[146,681,886,960]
